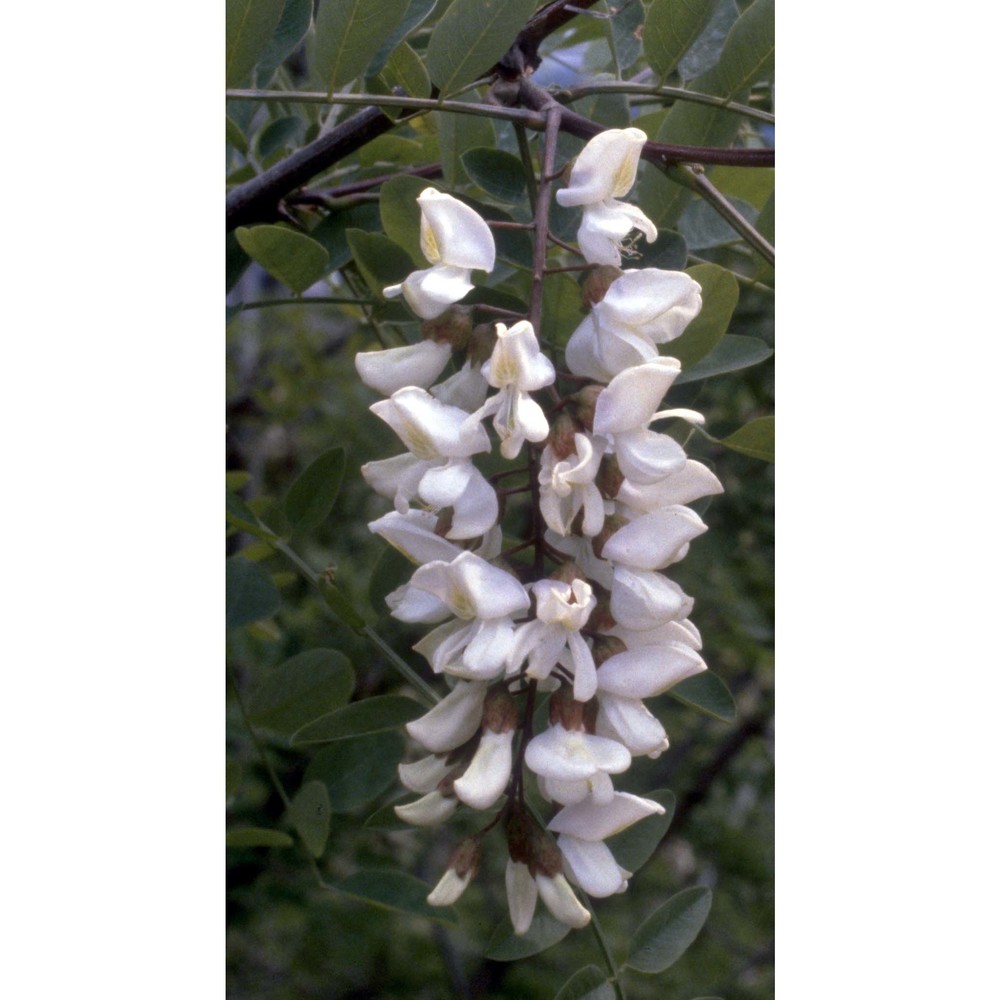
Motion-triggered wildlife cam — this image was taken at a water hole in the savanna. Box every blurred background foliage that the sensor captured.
[227,0,773,996]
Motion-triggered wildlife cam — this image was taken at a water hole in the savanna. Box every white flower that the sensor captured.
[555,128,657,266]
[615,460,723,515]
[370,386,489,461]
[384,189,496,318]
[368,509,463,566]
[394,790,457,827]
[400,552,530,680]
[536,872,592,928]
[610,566,694,631]
[505,860,539,935]
[453,729,514,809]
[595,695,669,758]
[469,321,555,459]
[508,579,598,701]
[427,838,481,906]
[565,270,702,382]
[354,339,453,396]
[398,753,453,793]
[525,722,631,805]
[539,434,607,537]
[405,680,489,754]
[431,360,490,412]
[595,643,706,700]
[601,507,708,571]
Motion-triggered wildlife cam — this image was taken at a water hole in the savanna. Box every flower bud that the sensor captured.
[592,634,628,667]
[595,454,625,500]
[467,323,498,367]
[482,685,519,733]
[568,385,602,431]
[421,304,474,350]
[588,591,617,633]
[547,412,581,461]
[581,265,624,308]
[549,561,583,586]
[592,514,627,561]
[549,684,586,731]
[506,805,534,866]
[427,836,482,906]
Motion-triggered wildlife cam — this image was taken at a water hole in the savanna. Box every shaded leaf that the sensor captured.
[226,491,275,542]
[426,0,537,94]
[607,789,676,873]
[644,0,715,80]
[666,263,739,368]
[319,575,369,632]
[345,229,414,297]
[226,760,242,806]
[284,447,347,534]
[226,0,285,87]
[333,870,457,924]
[718,415,774,462]
[292,695,424,744]
[226,827,294,848]
[226,556,280,630]
[679,195,759,250]
[255,0,313,85]
[678,0,740,79]
[247,649,356,735]
[368,545,415,612]
[310,202,382,274]
[257,116,303,159]
[462,148,527,203]
[226,115,248,155]
[669,670,736,722]
[288,780,332,857]
[313,0,409,92]
[368,0,439,77]
[627,886,713,973]
[363,799,414,831]
[609,0,644,72]
[438,104,496,187]
[227,230,252,292]
[235,225,329,293]
[485,909,572,961]
[305,730,405,811]
[674,334,772,384]
[554,965,615,1000]
[630,228,688,271]
[543,272,584,349]
[380,174,440,266]
[375,41,432,115]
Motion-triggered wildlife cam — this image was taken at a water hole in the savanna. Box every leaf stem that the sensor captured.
[587,903,626,1000]
[232,296,378,312]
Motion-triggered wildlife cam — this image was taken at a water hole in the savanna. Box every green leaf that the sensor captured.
[426,0,537,94]
[631,228,688,271]
[626,886,713,973]
[226,0,285,87]
[305,730,405,811]
[226,760,242,806]
[319,575,368,632]
[284,447,347,534]
[313,0,410,92]
[226,491,275,542]
[609,0,645,71]
[718,415,774,462]
[247,649,356,736]
[669,670,737,722]
[484,909,572,961]
[226,556,280,630]
[227,229,253,293]
[234,225,329,293]
[679,195,758,250]
[368,544,415,612]
[543,272,584,349]
[380,174,440,266]
[461,148,527,203]
[226,826,294,848]
[292,695,424,744]
[310,202,382,273]
[674,334,772,384]
[333,870,457,925]
[255,0,313,86]
[607,789,676,873]
[256,116,303,159]
[643,0,715,80]
[376,41,432,114]
[665,263,739,368]
[709,165,774,210]
[554,965,615,1000]
[367,0,439,77]
[288,780,332,857]
[345,229,414,297]
[678,0,739,79]
[226,471,251,492]
[226,114,248,155]
[363,799,413,831]
[438,103,496,187]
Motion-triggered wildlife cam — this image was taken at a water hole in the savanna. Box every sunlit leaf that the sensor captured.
[235,225,329,293]
[226,556,280,630]
[426,0,537,94]
[247,649,356,736]
[288,780,332,857]
[626,886,713,973]
[718,415,774,462]
[292,695,425,744]
[678,0,740,79]
[644,0,715,80]
[284,447,347,534]
[333,870,457,924]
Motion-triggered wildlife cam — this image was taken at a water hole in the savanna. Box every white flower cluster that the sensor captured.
[354,131,722,935]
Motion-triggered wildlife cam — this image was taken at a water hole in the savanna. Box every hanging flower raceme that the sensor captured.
[384,189,496,319]
[555,128,658,266]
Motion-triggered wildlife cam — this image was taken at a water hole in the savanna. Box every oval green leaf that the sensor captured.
[226,0,285,87]
[345,229,414,297]
[284,447,347,534]
[305,730,404,811]
[288,780,332,857]
[554,965,614,1000]
[367,0,438,77]
[226,556,280,630]
[644,0,715,80]
[333,869,457,925]
[375,41,432,116]
[254,0,313,86]
[247,649,356,736]
[626,886,713,974]
[313,0,409,92]
[226,826,294,848]
[235,225,329,293]
[292,695,424,744]
[461,148,527,203]
[667,263,739,368]
[426,0,538,94]
[607,789,676,873]
[669,670,737,722]
[484,909,572,961]
[719,415,774,463]
[674,334,773,384]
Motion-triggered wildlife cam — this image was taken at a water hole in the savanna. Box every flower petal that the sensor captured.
[557,835,629,897]
[418,189,496,271]
[453,729,514,809]
[405,680,488,753]
[505,860,538,935]
[355,340,453,396]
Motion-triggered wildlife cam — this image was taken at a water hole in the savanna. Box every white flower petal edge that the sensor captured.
[354,340,453,396]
